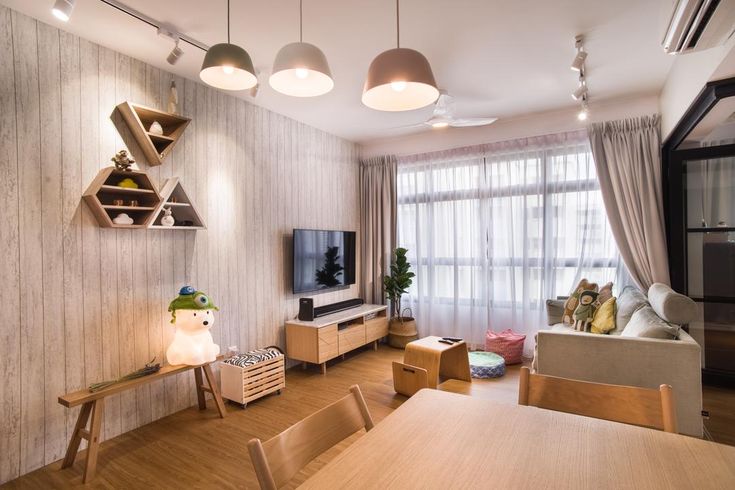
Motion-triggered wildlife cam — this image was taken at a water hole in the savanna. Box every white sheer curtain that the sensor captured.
[397,130,629,354]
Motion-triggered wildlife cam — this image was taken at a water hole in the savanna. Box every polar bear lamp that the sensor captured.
[166,286,220,366]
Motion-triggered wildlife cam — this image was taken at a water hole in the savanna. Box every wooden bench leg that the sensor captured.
[61,401,93,469]
[194,367,207,410]
[83,398,105,483]
[201,364,227,418]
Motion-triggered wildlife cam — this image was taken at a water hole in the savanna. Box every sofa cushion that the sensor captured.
[614,286,648,333]
[545,299,565,326]
[621,306,680,340]
[591,297,616,334]
[647,283,697,325]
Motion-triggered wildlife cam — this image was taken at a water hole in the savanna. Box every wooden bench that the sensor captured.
[58,357,226,483]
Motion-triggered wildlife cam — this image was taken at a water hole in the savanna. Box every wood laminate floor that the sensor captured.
[3,345,733,489]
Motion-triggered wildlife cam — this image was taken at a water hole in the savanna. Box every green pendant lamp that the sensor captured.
[200,0,257,91]
[362,0,439,111]
[269,0,334,97]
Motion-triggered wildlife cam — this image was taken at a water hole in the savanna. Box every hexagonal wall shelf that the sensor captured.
[82,167,162,228]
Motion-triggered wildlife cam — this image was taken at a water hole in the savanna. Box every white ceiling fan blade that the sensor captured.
[449,117,498,128]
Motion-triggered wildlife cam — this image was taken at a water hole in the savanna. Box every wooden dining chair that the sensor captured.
[247,384,375,490]
[392,361,429,396]
[518,367,677,433]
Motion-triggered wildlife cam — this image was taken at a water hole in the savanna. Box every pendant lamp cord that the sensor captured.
[227,0,231,43]
[396,0,400,48]
[300,0,303,42]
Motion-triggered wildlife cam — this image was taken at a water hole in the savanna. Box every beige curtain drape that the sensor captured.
[588,115,670,289]
[359,155,397,304]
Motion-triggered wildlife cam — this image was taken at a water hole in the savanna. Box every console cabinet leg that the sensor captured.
[321,363,327,375]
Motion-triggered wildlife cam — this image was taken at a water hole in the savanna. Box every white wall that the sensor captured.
[0,6,359,484]
[359,94,659,158]
[660,36,735,140]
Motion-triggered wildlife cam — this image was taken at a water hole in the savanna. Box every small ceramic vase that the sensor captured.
[149,121,164,135]
[161,207,175,227]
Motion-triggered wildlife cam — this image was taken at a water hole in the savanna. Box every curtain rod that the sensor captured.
[99,0,209,52]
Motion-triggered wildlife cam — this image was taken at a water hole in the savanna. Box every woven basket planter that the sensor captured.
[388,316,418,349]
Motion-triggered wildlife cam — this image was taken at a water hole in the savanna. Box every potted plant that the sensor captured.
[384,247,418,348]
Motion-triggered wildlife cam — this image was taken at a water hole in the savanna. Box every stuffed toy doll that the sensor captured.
[166,286,220,366]
[573,290,599,332]
[563,279,599,324]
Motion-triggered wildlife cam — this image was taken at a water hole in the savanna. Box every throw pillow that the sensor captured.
[545,299,565,326]
[614,286,648,334]
[590,297,616,334]
[563,279,599,325]
[620,306,680,340]
[595,282,614,308]
[572,290,599,331]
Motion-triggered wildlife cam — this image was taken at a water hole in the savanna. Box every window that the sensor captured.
[396,132,628,351]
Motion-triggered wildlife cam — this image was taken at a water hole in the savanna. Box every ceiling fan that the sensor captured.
[398,91,498,130]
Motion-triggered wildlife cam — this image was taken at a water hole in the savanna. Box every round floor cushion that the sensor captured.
[469,351,506,378]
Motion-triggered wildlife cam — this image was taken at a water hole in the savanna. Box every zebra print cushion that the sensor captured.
[224,346,283,368]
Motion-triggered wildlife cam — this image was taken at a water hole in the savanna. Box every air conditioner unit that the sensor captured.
[662,0,735,54]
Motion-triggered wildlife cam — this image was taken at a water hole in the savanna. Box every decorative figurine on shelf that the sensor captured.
[573,290,599,332]
[111,149,135,171]
[149,120,164,135]
[717,220,728,228]
[117,177,139,189]
[160,207,175,227]
[112,213,134,225]
[168,80,178,114]
[166,286,220,366]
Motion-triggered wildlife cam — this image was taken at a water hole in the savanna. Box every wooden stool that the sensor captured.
[59,359,226,483]
[400,336,471,390]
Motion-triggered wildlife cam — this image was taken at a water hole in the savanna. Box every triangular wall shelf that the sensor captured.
[149,177,206,230]
[82,167,162,228]
[116,101,191,166]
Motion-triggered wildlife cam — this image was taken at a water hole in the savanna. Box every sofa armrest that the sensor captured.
[535,330,702,437]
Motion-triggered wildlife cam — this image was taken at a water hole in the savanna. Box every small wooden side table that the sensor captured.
[58,357,226,483]
[403,336,471,389]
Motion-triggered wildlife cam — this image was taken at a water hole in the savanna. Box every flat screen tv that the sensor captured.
[293,229,356,294]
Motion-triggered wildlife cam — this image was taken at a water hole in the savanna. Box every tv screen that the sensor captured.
[293,229,356,294]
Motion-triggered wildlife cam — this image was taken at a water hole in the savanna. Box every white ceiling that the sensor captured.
[3,0,675,143]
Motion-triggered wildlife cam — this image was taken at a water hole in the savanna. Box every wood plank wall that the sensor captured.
[0,6,360,484]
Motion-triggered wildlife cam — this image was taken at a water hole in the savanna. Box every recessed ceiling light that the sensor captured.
[51,0,74,22]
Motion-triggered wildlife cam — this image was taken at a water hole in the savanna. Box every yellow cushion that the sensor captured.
[591,297,616,334]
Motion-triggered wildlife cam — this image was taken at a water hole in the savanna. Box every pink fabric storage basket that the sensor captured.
[485,329,526,365]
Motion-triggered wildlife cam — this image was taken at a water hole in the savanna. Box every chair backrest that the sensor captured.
[247,384,374,489]
[518,367,677,433]
[392,361,428,397]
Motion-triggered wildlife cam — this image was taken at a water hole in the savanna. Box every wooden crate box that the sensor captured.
[221,348,285,407]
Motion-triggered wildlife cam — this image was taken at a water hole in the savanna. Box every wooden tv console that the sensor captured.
[286,304,389,374]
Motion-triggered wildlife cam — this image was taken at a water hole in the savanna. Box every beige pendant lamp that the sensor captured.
[200,0,257,91]
[362,0,439,111]
[269,0,334,97]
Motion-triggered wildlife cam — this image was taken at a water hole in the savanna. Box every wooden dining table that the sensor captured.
[299,389,735,489]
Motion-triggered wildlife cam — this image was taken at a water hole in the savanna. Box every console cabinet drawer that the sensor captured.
[365,316,389,342]
[318,324,339,362]
[338,324,366,355]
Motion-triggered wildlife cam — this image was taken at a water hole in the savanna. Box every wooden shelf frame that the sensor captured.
[116,101,190,166]
[148,177,206,230]
[82,167,162,228]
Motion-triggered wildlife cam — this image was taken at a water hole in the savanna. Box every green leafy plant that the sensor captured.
[383,247,415,319]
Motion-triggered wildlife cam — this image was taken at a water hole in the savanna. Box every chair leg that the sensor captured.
[194,367,207,410]
[518,367,530,406]
[660,384,678,434]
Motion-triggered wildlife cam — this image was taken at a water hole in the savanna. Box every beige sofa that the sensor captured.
[534,284,703,437]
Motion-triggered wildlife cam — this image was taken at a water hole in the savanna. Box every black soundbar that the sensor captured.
[314,298,364,318]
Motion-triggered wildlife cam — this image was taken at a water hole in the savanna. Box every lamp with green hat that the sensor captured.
[166,285,220,366]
